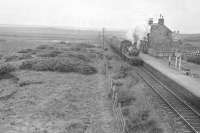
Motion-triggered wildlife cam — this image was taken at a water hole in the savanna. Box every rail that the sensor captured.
[136,66,200,133]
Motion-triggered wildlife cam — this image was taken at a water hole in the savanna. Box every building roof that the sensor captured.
[151,23,172,33]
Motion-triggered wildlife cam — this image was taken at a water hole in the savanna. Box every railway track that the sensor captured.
[108,41,200,132]
[136,66,200,133]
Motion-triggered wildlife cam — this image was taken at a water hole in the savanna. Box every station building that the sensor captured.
[148,16,173,57]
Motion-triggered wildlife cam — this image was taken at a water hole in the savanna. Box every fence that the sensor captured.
[104,49,126,133]
[111,79,126,133]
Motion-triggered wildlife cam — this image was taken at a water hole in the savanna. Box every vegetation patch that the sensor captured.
[66,122,87,133]
[4,54,33,62]
[113,65,131,79]
[36,45,55,50]
[67,43,97,52]
[19,80,43,87]
[117,89,136,107]
[0,63,18,81]
[126,109,163,133]
[122,107,130,116]
[19,58,97,75]
[58,52,92,62]
[187,56,200,65]
[34,44,98,62]
[37,50,62,58]
[0,90,18,101]
[73,43,96,49]
[19,54,33,60]
[0,63,16,75]
[113,80,123,87]
[105,54,113,60]
[17,48,36,54]
[0,54,3,59]
[4,55,19,62]
[59,41,68,44]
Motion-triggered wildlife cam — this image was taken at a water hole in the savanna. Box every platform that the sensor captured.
[140,53,200,97]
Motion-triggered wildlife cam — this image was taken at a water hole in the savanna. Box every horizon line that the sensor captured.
[0,24,199,34]
[0,24,127,32]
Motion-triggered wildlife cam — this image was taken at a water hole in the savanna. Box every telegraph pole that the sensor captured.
[102,28,105,50]
[102,27,107,76]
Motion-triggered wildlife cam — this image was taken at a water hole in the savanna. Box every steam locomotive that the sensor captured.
[120,40,139,57]
[109,37,143,66]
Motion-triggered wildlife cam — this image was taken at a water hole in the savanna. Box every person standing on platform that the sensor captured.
[168,55,171,67]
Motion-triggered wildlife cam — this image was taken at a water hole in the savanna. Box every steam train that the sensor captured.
[120,40,143,66]
[110,37,143,66]
[120,40,139,56]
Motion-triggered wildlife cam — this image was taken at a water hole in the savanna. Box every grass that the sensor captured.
[36,45,55,50]
[0,27,125,133]
[0,90,18,101]
[37,50,62,57]
[19,54,33,60]
[0,63,16,75]
[73,42,96,49]
[109,59,164,133]
[4,54,33,62]
[34,43,98,62]
[4,55,19,62]
[17,48,36,54]
[58,52,92,62]
[19,57,97,75]
[125,109,163,133]
[113,65,131,79]
[122,107,130,116]
[0,63,18,81]
[5,42,99,75]
[59,41,68,44]
[117,89,136,107]
[18,80,43,87]
[67,122,87,133]
[149,127,164,133]
[187,56,200,65]
[0,54,3,59]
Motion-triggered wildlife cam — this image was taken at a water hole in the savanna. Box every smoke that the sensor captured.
[126,24,150,48]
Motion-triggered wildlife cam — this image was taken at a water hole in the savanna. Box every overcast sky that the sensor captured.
[0,0,199,33]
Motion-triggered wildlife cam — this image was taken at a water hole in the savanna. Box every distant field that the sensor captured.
[181,34,200,48]
[0,26,125,55]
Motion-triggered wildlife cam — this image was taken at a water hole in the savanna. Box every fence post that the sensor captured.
[179,56,182,71]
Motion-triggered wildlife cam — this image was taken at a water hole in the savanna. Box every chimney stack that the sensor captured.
[148,18,153,26]
[158,14,164,25]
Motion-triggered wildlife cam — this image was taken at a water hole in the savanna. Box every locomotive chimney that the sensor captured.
[158,14,164,25]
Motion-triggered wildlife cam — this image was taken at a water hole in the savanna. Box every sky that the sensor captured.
[0,0,199,33]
